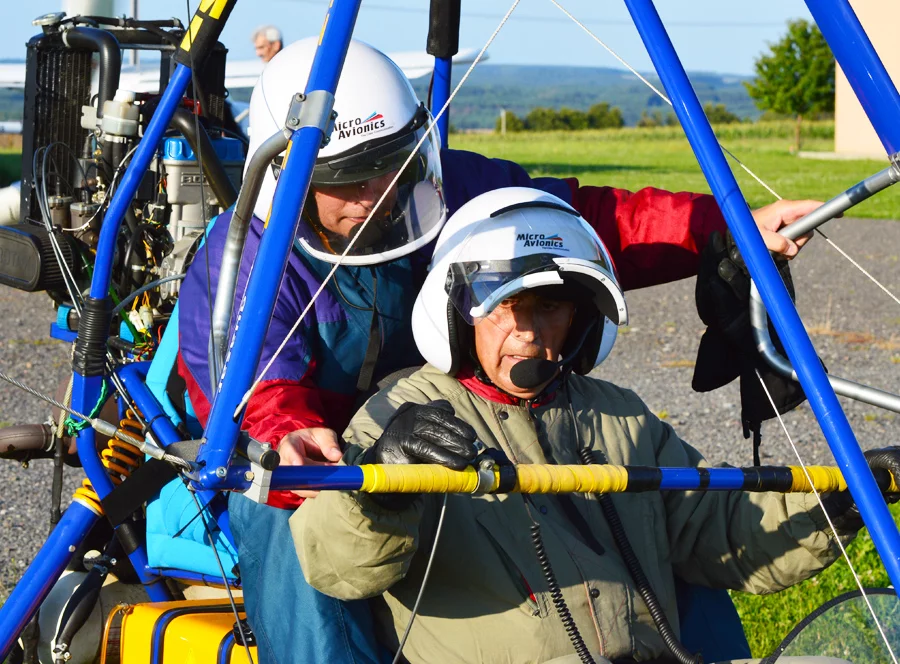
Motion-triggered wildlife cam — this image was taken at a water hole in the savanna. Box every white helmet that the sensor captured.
[246,37,446,265]
[412,187,628,376]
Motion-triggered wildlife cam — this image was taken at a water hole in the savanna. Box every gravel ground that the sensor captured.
[0,216,898,601]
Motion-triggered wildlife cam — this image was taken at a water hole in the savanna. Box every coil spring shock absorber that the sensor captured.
[72,410,144,513]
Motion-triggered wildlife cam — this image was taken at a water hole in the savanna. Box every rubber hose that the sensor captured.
[170,107,238,208]
[63,28,121,119]
[530,523,596,664]
[53,565,105,663]
[119,217,147,293]
[578,449,702,664]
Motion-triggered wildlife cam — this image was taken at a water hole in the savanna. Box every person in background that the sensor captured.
[253,25,283,63]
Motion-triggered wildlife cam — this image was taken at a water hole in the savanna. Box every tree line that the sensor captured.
[497,102,742,133]
[496,19,835,152]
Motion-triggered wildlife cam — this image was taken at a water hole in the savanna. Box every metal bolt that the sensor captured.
[68,545,76,553]
[287,117,300,128]
[244,471,255,482]
[294,93,305,102]
[479,457,495,472]
[215,466,228,478]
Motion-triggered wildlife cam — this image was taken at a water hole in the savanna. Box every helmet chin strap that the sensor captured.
[508,317,600,391]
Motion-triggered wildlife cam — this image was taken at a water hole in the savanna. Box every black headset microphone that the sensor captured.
[508,318,600,390]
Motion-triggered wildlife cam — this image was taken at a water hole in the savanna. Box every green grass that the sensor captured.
[727,503,900,658]
[454,121,900,219]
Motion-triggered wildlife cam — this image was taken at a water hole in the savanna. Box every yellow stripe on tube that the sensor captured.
[515,464,629,494]
[360,464,490,494]
[179,15,204,52]
[788,465,900,493]
[789,466,848,492]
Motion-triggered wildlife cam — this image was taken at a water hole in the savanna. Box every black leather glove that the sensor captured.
[692,230,816,462]
[364,400,477,509]
[822,447,900,535]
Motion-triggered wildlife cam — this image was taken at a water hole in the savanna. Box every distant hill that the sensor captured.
[0,63,758,129]
[412,64,758,129]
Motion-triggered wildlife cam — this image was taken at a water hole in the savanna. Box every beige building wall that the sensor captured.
[834,0,900,158]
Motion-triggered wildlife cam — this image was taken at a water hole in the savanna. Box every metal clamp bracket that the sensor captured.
[243,461,272,504]
[284,90,338,146]
[890,151,900,179]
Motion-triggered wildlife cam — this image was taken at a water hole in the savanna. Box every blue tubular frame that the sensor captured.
[806,0,900,156]
[622,0,900,591]
[0,59,201,660]
[194,0,362,489]
[432,56,452,148]
[0,502,99,660]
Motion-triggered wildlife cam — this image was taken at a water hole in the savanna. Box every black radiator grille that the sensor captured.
[20,35,92,223]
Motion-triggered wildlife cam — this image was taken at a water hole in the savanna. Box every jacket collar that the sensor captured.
[456,365,559,408]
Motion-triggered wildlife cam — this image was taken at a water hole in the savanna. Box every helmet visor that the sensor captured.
[295,122,446,265]
[446,253,624,326]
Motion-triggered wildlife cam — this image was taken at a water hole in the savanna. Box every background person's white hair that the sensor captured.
[252,25,282,44]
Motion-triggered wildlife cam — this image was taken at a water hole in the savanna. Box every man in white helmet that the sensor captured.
[169,38,820,664]
[292,187,886,664]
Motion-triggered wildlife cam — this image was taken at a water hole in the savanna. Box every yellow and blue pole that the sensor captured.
[252,463,895,495]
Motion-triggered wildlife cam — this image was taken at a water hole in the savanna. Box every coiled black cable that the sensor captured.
[530,521,596,664]
[577,447,702,664]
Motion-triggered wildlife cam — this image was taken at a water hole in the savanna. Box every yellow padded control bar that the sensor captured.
[359,464,491,494]
[790,466,848,493]
[356,464,900,495]
[788,465,900,493]
[514,464,629,494]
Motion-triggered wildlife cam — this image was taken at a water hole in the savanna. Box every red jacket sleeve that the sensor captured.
[564,179,727,291]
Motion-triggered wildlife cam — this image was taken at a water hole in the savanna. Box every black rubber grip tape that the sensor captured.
[427,0,460,58]
[174,0,237,69]
[73,297,112,376]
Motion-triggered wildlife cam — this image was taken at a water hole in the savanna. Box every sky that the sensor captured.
[0,0,815,76]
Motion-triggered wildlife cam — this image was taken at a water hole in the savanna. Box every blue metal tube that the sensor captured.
[117,362,183,448]
[0,502,99,661]
[806,0,900,156]
[67,371,171,599]
[72,376,116,500]
[622,0,900,590]
[89,64,192,299]
[269,465,365,491]
[196,0,362,489]
[432,56,452,149]
[117,362,236,553]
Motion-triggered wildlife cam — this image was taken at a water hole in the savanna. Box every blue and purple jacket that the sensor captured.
[177,149,726,508]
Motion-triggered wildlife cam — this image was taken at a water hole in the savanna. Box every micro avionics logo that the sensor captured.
[336,112,386,139]
[517,233,567,249]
